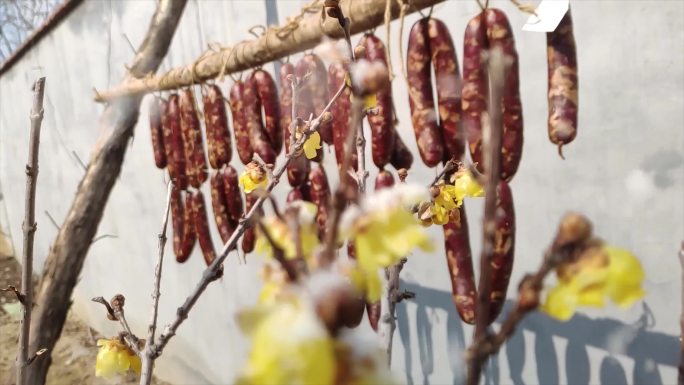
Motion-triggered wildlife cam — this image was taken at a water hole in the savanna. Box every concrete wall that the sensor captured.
[1,0,682,384]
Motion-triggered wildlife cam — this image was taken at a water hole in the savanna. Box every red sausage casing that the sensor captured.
[202,84,232,169]
[163,94,188,190]
[296,54,333,145]
[360,34,396,168]
[149,97,167,169]
[487,180,515,323]
[229,81,254,165]
[547,9,578,155]
[171,186,196,263]
[406,20,444,167]
[428,18,465,162]
[484,8,523,182]
[179,88,208,188]
[443,205,477,324]
[462,13,488,172]
[251,69,283,154]
[244,72,278,165]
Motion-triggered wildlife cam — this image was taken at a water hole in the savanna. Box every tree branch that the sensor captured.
[139,182,173,385]
[467,47,506,385]
[28,2,187,383]
[16,76,45,385]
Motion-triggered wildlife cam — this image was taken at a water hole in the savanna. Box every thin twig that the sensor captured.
[429,158,458,187]
[139,182,173,385]
[149,81,347,360]
[92,295,141,356]
[16,76,45,385]
[379,258,414,365]
[467,47,506,385]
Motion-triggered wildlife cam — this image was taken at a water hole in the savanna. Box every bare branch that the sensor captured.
[16,76,45,385]
[467,47,506,385]
[139,182,173,385]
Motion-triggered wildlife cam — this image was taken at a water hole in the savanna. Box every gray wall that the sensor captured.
[0,0,682,384]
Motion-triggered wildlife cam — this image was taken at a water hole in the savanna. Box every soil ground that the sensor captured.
[0,254,169,385]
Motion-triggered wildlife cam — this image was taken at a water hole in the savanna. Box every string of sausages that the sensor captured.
[147,5,577,327]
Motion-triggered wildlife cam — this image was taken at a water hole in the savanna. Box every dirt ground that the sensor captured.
[0,254,169,385]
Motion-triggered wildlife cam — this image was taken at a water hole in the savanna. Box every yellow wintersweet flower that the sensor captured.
[451,169,484,207]
[304,131,322,160]
[255,201,320,261]
[542,246,645,321]
[236,299,336,385]
[95,338,141,378]
[239,162,268,193]
[342,186,432,301]
[345,264,383,303]
[429,185,459,225]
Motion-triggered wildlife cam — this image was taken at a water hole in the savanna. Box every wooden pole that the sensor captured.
[93,0,446,102]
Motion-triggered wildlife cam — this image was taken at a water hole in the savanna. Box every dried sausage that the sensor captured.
[202,85,232,169]
[241,192,262,254]
[221,165,244,225]
[149,97,167,169]
[389,133,414,171]
[244,72,278,165]
[406,20,444,167]
[360,34,396,168]
[428,18,465,161]
[251,69,283,154]
[171,186,196,263]
[462,13,488,173]
[190,190,222,274]
[308,164,331,237]
[179,88,208,188]
[547,9,578,157]
[443,205,477,324]
[163,94,188,190]
[484,8,523,181]
[296,54,333,145]
[228,81,254,165]
[488,180,515,323]
[328,62,357,169]
[210,171,237,244]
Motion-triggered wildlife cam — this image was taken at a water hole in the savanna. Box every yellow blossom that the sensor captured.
[542,246,645,321]
[95,338,141,378]
[451,169,484,206]
[430,185,459,225]
[345,265,383,303]
[236,299,335,385]
[344,196,432,301]
[295,130,322,160]
[239,162,268,193]
[255,202,320,261]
